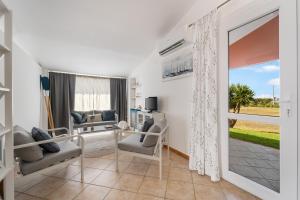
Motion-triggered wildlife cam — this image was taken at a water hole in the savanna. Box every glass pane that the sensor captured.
[229,119,280,192]
[228,11,279,117]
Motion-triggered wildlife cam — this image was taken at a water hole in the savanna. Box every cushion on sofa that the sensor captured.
[140,118,154,142]
[19,140,81,175]
[31,127,60,153]
[118,134,155,155]
[102,110,116,121]
[13,126,43,162]
[71,112,83,124]
[142,125,161,147]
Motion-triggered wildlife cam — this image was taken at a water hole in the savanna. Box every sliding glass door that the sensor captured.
[219,0,297,199]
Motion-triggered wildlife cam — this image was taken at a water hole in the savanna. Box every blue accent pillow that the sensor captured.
[71,112,83,124]
[31,127,60,153]
[102,110,116,121]
[140,118,154,142]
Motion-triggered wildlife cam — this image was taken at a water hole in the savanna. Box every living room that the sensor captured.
[0,0,299,199]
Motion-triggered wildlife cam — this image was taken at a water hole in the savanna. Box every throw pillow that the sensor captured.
[102,110,116,121]
[13,126,43,162]
[31,127,60,153]
[71,112,82,124]
[140,118,154,142]
[142,125,161,147]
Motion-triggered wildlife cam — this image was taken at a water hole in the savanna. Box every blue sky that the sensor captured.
[229,60,280,98]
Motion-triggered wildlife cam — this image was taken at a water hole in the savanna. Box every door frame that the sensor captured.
[218,0,298,199]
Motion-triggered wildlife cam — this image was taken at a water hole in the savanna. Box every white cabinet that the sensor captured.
[136,111,165,130]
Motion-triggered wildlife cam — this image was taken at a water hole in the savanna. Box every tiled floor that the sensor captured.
[15,148,260,200]
[229,138,279,192]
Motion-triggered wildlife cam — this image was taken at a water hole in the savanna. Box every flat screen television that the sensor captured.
[145,97,158,112]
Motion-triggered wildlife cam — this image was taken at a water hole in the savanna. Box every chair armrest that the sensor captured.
[14,134,83,150]
[124,131,161,136]
[115,113,119,122]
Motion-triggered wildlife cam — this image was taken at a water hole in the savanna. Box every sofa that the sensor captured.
[70,110,118,133]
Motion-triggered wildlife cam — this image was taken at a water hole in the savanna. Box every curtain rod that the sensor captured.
[188,0,231,28]
[48,70,127,79]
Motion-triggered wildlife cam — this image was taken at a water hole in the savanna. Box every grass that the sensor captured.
[230,128,280,149]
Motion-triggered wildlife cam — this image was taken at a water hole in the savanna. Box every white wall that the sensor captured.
[12,43,41,131]
[130,0,224,154]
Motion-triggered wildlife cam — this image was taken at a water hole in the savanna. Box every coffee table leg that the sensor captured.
[115,129,119,172]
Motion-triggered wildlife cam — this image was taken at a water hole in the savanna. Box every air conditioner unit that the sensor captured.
[158,27,192,56]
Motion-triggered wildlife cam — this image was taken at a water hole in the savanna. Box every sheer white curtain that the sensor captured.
[189,9,220,181]
[74,76,111,111]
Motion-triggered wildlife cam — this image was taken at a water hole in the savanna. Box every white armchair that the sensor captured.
[14,127,85,182]
[115,119,169,180]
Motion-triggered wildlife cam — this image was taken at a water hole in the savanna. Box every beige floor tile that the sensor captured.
[15,174,47,192]
[47,180,86,200]
[71,167,102,183]
[171,158,189,169]
[132,157,152,164]
[52,165,81,179]
[194,184,225,200]
[89,158,114,169]
[165,180,195,200]
[105,160,130,172]
[15,193,44,200]
[118,153,134,162]
[40,163,68,176]
[168,167,192,183]
[24,177,66,198]
[220,180,260,200]
[126,162,149,176]
[138,177,167,198]
[134,194,164,200]
[101,153,115,160]
[113,174,144,192]
[92,170,122,187]
[104,189,136,200]
[74,185,110,200]
[146,165,169,179]
[192,173,221,187]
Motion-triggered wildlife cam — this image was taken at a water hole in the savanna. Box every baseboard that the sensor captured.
[164,145,189,160]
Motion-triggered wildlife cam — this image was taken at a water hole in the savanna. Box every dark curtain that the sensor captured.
[49,72,76,128]
[110,78,127,121]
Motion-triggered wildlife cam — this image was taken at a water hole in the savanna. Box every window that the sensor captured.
[74,76,111,111]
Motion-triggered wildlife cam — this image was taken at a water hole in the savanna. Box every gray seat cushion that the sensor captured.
[14,125,43,162]
[19,140,81,175]
[118,134,155,155]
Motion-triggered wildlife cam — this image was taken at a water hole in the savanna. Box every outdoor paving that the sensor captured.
[229,138,280,192]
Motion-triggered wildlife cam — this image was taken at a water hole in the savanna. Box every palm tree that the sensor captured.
[229,84,255,128]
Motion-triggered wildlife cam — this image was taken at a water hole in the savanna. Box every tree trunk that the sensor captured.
[229,119,237,128]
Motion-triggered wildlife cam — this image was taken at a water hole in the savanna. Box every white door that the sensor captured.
[219,0,297,199]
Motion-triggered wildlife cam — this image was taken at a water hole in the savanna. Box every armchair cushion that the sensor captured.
[13,126,43,162]
[19,140,81,175]
[140,118,154,142]
[31,127,60,153]
[118,134,155,155]
[142,125,160,147]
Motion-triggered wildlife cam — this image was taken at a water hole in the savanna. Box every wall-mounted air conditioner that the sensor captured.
[158,27,192,56]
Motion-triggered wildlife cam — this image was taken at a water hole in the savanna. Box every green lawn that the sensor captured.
[229,128,280,149]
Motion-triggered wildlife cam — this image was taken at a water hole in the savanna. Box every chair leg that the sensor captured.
[159,140,162,180]
[80,155,84,183]
[115,130,119,172]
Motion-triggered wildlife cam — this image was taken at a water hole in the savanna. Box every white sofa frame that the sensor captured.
[115,125,169,180]
[14,127,85,182]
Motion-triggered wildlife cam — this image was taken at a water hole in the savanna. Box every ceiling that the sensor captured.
[4,0,197,76]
